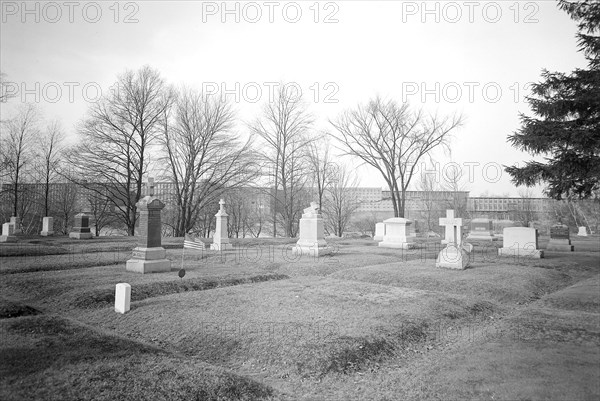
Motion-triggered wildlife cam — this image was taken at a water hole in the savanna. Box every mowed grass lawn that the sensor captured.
[1,235,599,400]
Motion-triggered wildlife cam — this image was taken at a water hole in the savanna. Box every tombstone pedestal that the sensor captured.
[292,203,331,257]
[69,231,92,239]
[41,216,54,236]
[126,247,171,273]
[378,218,416,249]
[498,227,544,259]
[126,193,171,274]
[210,199,233,251]
[436,245,470,269]
[546,239,574,252]
[373,222,385,241]
[0,222,17,243]
[70,213,93,239]
[546,224,574,252]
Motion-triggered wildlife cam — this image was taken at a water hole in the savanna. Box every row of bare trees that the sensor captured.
[2,66,466,237]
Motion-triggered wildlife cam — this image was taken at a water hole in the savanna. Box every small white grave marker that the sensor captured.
[115,283,131,314]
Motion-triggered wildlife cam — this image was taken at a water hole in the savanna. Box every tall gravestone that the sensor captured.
[9,216,22,235]
[498,227,543,258]
[546,223,574,252]
[373,222,385,241]
[292,202,331,257]
[41,217,54,236]
[126,179,171,273]
[0,222,17,243]
[210,199,233,251]
[378,218,416,249]
[466,218,495,242]
[69,213,93,239]
[436,210,470,269]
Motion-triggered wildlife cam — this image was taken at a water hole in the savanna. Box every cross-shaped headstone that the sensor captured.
[439,209,463,246]
[148,177,155,196]
[219,199,225,213]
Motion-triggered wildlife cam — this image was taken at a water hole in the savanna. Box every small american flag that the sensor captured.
[184,236,205,250]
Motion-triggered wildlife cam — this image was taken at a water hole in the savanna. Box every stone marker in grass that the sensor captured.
[436,209,470,269]
[378,218,416,249]
[466,218,495,242]
[210,199,233,251]
[498,227,543,259]
[0,222,18,243]
[69,213,93,239]
[292,202,331,257]
[373,222,385,241]
[577,226,588,237]
[115,283,131,314]
[41,216,54,236]
[546,223,575,252]
[126,178,172,273]
[10,216,22,235]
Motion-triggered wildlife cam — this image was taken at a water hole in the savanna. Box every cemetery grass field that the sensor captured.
[1,236,599,400]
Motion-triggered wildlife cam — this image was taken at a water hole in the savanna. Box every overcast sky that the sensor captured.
[0,1,586,196]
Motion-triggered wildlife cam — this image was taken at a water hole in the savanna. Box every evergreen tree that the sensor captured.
[506,0,600,200]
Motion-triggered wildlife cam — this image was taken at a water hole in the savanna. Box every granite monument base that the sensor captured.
[436,245,470,270]
[0,235,17,243]
[69,232,93,239]
[126,247,171,274]
[498,247,544,258]
[546,239,574,252]
[292,240,331,257]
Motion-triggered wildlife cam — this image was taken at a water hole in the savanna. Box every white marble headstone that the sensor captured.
[498,227,543,258]
[115,283,131,314]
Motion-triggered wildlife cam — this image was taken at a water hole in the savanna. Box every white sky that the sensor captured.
[0,0,586,196]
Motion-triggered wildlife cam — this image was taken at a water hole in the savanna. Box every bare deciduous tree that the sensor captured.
[160,88,257,237]
[0,72,15,104]
[39,120,65,217]
[307,137,335,211]
[330,97,463,217]
[250,84,314,237]
[325,163,362,237]
[2,103,39,218]
[441,163,469,218]
[67,66,173,235]
[418,169,441,232]
[516,188,538,226]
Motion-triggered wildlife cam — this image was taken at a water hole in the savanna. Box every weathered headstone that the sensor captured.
[40,217,54,236]
[9,216,22,235]
[466,218,495,242]
[378,218,416,249]
[210,199,233,251]
[69,213,93,239]
[577,226,588,237]
[126,180,171,273]
[0,222,17,243]
[292,202,331,256]
[498,227,544,258]
[436,210,470,269]
[115,283,131,314]
[373,222,385,241]
[546,224,574,252]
